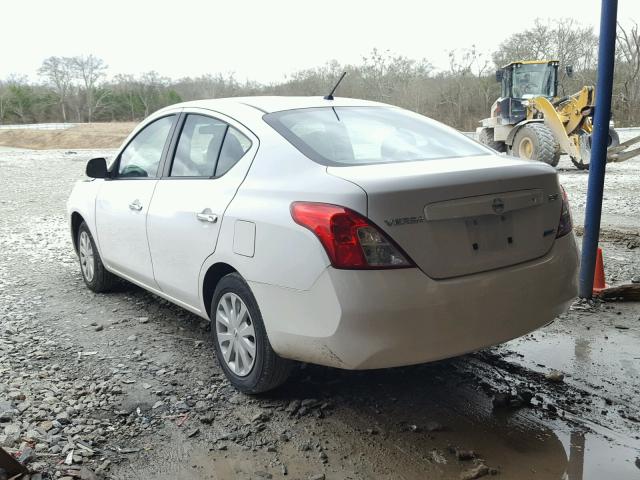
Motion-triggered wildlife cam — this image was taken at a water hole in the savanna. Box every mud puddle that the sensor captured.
[491,300,640,479]
[502,328,640,403]
[121,344,640,479]
[105,294,640,480]
[556,430,640,479]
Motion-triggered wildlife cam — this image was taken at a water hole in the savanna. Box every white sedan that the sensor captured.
[67,96,579,393]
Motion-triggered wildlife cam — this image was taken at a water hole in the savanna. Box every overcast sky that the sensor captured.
[3,0,640,84]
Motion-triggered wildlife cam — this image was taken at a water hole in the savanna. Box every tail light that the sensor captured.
[556,186,573,238]
[290,202,414,269]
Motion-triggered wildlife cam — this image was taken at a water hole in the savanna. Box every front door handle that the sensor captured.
[196,208,218,223]
[129,200,143,211]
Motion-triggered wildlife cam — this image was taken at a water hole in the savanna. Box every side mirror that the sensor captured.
[495,70,504,82]
[565,65,574,77]
[86,157,109,179]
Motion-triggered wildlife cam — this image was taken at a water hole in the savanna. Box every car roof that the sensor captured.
[169,96,389,114]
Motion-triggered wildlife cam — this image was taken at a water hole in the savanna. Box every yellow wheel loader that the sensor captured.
[478,60,640,169]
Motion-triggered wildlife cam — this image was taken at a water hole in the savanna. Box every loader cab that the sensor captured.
[496,61,559,125]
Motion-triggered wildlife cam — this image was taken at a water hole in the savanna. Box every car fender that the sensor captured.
[196,137,367,316]
[67,178,104,253]
[506,119,544,146]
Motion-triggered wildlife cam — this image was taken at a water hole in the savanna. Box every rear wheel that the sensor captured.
[77,222,117,292]
[211,273,292,394]
[511,123,560,167]
[478,127,506,152]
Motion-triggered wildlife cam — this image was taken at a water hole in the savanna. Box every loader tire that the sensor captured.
[478,128,506,152]
[512,123,560,167]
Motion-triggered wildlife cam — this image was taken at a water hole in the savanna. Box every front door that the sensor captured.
[95,114,176,287]
[147,112,255,308]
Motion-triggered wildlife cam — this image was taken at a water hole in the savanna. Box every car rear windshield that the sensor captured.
[263,106,489,166]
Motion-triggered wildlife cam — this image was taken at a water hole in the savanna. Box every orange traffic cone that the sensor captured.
[593,247,608,294]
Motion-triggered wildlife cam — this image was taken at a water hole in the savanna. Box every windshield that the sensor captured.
[512,63,556,98]
[264,107,489,166]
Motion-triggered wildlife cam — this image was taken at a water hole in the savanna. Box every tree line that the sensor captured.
[1,18,639,130]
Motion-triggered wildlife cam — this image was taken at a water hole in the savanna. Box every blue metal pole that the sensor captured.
[579,0,618,298]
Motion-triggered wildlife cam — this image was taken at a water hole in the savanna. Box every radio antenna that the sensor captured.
[324,72,347,100]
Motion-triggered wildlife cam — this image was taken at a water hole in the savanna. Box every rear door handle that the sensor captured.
[129,200,143,211]
[196,208,218,223]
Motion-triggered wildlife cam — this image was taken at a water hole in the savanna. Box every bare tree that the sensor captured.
[493,18,598,73]
[136,71,169,117]
[38,56,74,122]
[71,55,107,122]
[359,49,432,103]
[113,74,138,120]
[3,22,639,128]
[435,47,498,131]
[3,75,34,123]
[0,81,7,123]
[616,22,640,125]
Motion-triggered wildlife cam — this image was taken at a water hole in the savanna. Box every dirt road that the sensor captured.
[1,149,639,479]
[0,123,135,150]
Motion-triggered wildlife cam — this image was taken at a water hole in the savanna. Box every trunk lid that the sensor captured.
[328,155,563,279]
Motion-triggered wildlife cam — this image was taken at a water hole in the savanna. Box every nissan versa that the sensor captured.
[67,96,579,393]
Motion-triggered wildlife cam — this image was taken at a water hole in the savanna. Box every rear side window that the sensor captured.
[118,115,174,177]
[264,107,489,166]
[171,114,228,177]
[215,127,251,176]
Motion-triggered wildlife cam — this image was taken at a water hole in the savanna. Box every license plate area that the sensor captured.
[465,213,515,254]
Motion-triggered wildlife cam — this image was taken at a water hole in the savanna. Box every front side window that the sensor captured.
[512,63,556,98]
[118,115,174,178]
[171,114,228,177]
[264,107,489,166]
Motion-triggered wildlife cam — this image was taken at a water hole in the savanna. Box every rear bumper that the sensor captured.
[250,234,579,369]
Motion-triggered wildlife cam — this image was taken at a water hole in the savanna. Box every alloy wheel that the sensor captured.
[215,292,256,376]
[79,231,95,282]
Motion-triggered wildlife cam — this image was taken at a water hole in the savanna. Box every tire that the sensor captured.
[77,222,117,293]
[211,273,292,394]
[511,123,560,167]
[478,127,506,152]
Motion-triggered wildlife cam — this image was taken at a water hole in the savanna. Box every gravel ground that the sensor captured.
[1,148,639,480]
[557,128,640,233]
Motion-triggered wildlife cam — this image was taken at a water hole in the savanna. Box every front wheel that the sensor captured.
[77,222,117,292]
[511,123,560,167]
[211,273,292,393]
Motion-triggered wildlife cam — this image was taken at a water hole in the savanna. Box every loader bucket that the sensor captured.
[574,129,640,169]
[573,128,618,169]
[607,133,640,163]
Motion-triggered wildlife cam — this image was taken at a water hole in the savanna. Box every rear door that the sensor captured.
[95,114,177,286]
[146,110,256,308]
